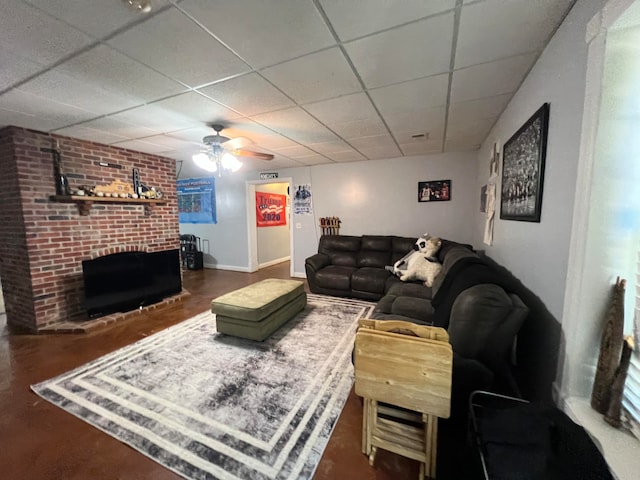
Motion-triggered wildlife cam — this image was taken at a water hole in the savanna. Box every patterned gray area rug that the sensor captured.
[32,294,374,480]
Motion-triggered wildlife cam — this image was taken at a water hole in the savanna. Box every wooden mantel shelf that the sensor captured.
[50,195,166,215]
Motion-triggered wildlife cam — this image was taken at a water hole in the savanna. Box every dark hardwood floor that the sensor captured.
[0,263,422,480]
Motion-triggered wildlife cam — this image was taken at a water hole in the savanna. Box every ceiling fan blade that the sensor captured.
[225,136,252,150]
[231,149,274,161]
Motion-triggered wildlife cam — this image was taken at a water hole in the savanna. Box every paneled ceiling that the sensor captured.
[0,0,576,174]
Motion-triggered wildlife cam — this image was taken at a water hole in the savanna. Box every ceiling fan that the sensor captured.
[192,124,274,176]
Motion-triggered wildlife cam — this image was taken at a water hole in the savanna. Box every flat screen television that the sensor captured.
[82,249,182,318]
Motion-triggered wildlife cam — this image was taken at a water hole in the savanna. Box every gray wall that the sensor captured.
[180,151,478,276]
[473,0,604,321]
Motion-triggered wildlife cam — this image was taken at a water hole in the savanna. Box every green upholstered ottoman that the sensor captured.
[210,279,307,341]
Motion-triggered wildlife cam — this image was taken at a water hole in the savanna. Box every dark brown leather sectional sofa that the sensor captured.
[305,234,530,417]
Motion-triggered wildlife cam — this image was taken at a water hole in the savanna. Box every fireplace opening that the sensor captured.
[82,249,182,318]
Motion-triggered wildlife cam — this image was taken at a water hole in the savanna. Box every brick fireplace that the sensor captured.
[0,126,181,333]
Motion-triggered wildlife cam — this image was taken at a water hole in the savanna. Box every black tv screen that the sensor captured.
[82,249,182,318]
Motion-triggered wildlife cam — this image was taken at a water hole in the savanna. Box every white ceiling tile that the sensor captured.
[456,0,575,68]
[165,126,215,144]
[112,139,170,154]
[0,89,96,126]
[296,154,333,166]
[34,44,187,108]
[348,133,398,149]
[19,69,139,116]
[332,119,389,140]
[446,118,493,141]
[261,48,361,104]
[383,107,446,136]
[0,108,63,131]
[0,0,93,66]
[108,8,250,87]
[308,140,355,155]
[320,0,456,42]
[197,73,295,116]
[448,94,511,125]
[304,93,387,138]
[451,53,537,103]
[53,125,130,144]
[151,92,242,125]
[271,145,317,159]
[179,0,335,69]
[136,135,199,150]
[326,150,368,162]
[245,133,300,150]
[251,107,339,144]
[369,74,449,114]
[0,47,45,91]
[358,143,403,160]
[76,116,157,139]
[400,141,443,156]
[23,0,170,39]
[444,136,485,151]
[345,15,454,88]
[105,99,206,135]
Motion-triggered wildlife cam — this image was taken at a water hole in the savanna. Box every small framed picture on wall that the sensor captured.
[418,180,451,202]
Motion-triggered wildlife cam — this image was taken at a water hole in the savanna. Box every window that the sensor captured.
[622,248,640,440]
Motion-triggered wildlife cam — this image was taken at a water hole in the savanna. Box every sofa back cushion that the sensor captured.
[358,235,393,268]
[432,246,478,297]
[447,284,527,369]
[318,235,360,267]
[391,236,418,264]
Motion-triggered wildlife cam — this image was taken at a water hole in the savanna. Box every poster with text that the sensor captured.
[177,177,216,224]
[293,184,313,214]
[256,192,286,227]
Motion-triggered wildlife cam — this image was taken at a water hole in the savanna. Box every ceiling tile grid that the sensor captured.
[0,0,577,173]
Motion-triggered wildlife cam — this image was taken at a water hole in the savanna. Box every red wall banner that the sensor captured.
[256,192,287,227]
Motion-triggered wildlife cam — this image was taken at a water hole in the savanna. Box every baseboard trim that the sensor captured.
[204,263,251,273]
[258,256,290,269]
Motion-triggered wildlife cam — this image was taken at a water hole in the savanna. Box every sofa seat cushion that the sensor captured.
[315,265,356,290]
[385,281,432,300]
[352,267,390,295]
[391,296,434,323]
[373,294,434,324]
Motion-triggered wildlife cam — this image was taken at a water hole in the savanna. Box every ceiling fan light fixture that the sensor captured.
[222,152,243,172]
[192,152,218,173]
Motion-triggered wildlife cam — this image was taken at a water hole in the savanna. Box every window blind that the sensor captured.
[622,250,640,440]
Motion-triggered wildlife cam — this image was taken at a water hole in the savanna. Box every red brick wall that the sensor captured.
[0,126,180,332]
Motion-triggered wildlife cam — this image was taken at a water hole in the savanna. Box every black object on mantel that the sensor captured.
[43,143,71,196]
[180,234,203,270]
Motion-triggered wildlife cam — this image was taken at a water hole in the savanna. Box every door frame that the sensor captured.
[245,177,294,276]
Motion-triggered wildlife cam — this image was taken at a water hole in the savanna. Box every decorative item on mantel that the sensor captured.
[320,217,341,235]
[43,140,71,196]
[591,276,629,425]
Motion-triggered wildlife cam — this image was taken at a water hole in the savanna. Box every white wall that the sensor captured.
[473,0,606,321]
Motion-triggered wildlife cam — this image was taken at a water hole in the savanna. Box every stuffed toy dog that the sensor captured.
[397,236,443,287]
[386,233,430,276]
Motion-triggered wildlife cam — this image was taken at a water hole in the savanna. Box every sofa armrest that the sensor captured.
[305,253,330,272]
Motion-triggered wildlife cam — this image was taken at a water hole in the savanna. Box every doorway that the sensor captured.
[246,178,294,276]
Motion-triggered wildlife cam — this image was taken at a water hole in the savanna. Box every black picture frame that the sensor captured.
[418,179,451,202]
[500,103,549,222]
